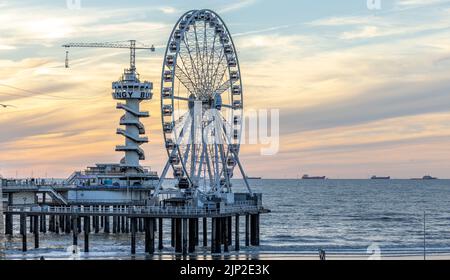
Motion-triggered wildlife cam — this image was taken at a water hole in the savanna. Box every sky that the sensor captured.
[1,0,450,179]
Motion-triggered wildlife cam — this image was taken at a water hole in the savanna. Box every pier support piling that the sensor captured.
[34,215,39,249]
[158,218,163,250]
[113,214,117,234]
[20,214,27,252]
[121,215,125,233]
[211,218,215,254]
[5,214,13,235]
[95,213,100,234]
[175,218,182,253]
[84,216,90,252]
[182,218,187,256]
[29,215,33,234]
[139,218,143,232]
[228,216,232,246]
[77,217,81,234]
[211,218,221,254]
[131,217,136,255]
[55,215,60,234]
[144,218,155,254]
[235,215,240,251]
[250,214,260,246]
[171,219,175,248]
[188,219,195,253]
[104,215,110,233]
[72,216,78,247]
[49,215,55,232]
[39,214,44,233]
[144,218,149,253]
[203,218,207,247]
[65,215,71,234]
[149,218,155,254]
[224,217,229,253]
[245,215,250,247]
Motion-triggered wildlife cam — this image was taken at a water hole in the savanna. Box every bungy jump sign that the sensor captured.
[113,91,152,100]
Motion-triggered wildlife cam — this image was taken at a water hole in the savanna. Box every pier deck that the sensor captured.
[5,205,269,218]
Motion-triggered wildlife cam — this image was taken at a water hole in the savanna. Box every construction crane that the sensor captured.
[62,40,155,69]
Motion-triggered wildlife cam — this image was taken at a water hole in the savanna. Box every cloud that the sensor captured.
[395,0,449,7]
[219,0,257,13]
[233,25,294,37]
[0,4,171,48]
[308,16,381,27]
[158,6,178,14]
[340,26,381,40]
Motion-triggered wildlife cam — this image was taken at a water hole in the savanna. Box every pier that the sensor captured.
[0,9,272,259]
[3,203,268,255]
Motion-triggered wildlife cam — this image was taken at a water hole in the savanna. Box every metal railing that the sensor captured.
[6,204,262,216]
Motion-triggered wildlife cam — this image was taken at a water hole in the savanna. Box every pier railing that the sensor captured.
[6,204,264,217]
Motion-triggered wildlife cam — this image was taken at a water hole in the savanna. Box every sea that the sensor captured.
[2,179,450,260]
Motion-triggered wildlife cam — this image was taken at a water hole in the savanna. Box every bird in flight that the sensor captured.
[0,104,16,108]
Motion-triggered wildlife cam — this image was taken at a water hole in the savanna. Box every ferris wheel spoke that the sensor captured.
[178,50,202,95]
[175,65,198,95]
[211,62,229,93]
[208,51,226,94]
[203,21,208,84]
[173,95,194,102]
[205,34,217,93]
[213,79,232,96]
[182,36,203,94]
[193,23,206,91]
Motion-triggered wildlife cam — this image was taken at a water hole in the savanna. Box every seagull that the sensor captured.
[0,104,16,108]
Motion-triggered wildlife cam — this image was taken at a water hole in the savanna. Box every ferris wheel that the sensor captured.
[155,9,252,198]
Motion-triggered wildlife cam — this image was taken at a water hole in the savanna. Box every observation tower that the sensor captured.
[113,55,153,173]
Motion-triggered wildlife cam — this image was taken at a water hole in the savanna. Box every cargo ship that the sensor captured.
[245,176,262,180]
[302,174,326,180]
[411,175,438,180]
[371,176,391,180]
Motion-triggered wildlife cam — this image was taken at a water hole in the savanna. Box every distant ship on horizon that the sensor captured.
[302,174,326,180]
[411,175,438,180]
[246,176,262,180]
[371,176,391,180]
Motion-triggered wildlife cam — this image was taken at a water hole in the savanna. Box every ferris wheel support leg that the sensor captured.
[232,152,254,197]
[217,144,232,195]
[201,134,214,187]
[153,159,172,198]
[216,113,253,196]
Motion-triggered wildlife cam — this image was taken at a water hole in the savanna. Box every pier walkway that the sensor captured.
[5,204,267,218]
